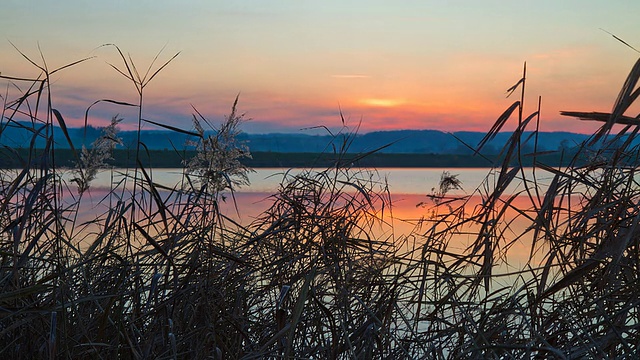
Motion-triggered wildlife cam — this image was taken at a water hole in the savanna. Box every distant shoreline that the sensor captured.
[0,148,579,169]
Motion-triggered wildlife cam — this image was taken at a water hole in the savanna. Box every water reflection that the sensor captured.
[48,167,552,268]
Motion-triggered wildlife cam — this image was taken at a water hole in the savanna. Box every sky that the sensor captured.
[2,1,640,134]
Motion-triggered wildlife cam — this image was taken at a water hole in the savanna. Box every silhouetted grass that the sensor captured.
[2,44,640,359]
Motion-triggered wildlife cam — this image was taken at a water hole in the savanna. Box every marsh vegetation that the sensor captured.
[2,45,640,359]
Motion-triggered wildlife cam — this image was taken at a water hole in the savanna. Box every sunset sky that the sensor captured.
[2,1,640,134]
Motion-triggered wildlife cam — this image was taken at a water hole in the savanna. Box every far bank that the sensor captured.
[0,148,581,169]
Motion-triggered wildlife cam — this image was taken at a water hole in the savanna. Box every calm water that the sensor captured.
[80,167,491,219]
[5,166,552,266]
[86,167,530,195]
[8,166,552,226]
[83,167,550,237]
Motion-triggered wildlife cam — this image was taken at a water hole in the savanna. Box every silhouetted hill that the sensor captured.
[239,130,595,154]
[0,121,607,155]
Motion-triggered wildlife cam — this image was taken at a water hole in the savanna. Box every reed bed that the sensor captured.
[2,45,640,359]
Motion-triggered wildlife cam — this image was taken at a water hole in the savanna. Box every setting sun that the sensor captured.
[359,98,406,107]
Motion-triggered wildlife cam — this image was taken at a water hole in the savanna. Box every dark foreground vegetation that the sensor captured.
[2,44,640,359]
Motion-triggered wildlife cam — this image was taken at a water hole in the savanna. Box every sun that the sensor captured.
[359,98,405,107]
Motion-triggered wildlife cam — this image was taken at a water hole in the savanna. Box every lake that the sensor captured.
[83,167,494,195]
[78,167,504,220]
[58,167,550,264]
[0,165,551,271]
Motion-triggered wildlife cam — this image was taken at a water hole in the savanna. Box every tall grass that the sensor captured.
[2,45,640,359]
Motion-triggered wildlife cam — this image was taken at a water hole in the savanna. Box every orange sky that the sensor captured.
[2,1,640,134]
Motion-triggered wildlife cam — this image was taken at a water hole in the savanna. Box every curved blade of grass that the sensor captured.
[284,266,316,358]
[142,118,199,137]
[49,56,95,76]
[51,108,78,156]
[132,221,174,266]
[595,57,640,142]
[137,159,169,230]
[143,51,180,86]
[83,99,138,134]
[477,101,520,152]
[8,41,45,72]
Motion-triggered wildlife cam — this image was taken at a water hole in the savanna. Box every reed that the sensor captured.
[2,44,640,359]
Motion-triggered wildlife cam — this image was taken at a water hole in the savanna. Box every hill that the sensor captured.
[0,121,600,155]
